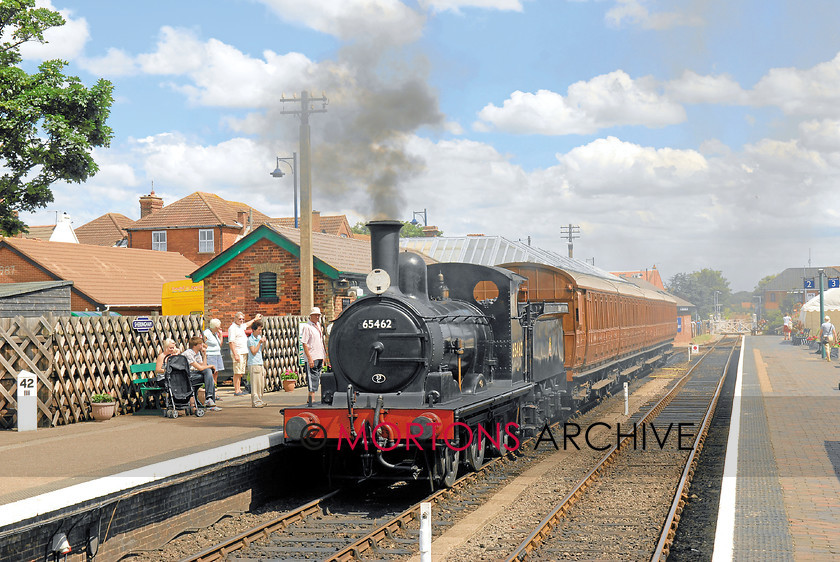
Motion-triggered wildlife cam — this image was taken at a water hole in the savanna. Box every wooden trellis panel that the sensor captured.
[0,316,54,429]
[262,316,307,390]
[1,314,309,429]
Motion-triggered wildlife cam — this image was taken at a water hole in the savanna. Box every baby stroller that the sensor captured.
[162,354,205,418]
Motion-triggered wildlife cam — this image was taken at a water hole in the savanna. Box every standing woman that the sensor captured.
[203,318,224,387]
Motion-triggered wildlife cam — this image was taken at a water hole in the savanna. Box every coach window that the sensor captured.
[152,231,167,251]
[257,272,279,303]
[199,229,214,253]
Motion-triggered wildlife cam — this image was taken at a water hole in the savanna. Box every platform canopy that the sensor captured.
[798,288,840,332]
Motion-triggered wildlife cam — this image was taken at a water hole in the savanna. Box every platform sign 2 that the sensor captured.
[829,278,840,289]
[804,278,815,289]
[17,370,37,431]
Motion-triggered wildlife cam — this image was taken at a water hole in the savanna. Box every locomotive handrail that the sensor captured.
[420,314,491,324]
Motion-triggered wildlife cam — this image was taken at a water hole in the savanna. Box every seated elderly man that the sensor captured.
[182,336,221,411]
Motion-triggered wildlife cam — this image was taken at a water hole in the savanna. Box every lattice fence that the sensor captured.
[261,315,307,390]
[1,314,309,428]
[0,317,54,429]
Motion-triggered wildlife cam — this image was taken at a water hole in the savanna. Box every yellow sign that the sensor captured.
[162,279,204,316]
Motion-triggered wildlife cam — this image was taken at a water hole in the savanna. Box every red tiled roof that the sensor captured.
[269,224,436,272]
[269,224,372,273]
[75,213,135,246]
[274,214,351,236]
[128,192,271,230]
[21,225,56,240]
[0,237,196,306]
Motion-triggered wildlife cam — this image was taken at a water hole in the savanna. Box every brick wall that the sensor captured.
[129,226,244,266]
[203,238,337,323]
[0,446,298,562]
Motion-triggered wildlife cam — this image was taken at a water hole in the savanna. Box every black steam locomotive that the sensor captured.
[283,220,672,487]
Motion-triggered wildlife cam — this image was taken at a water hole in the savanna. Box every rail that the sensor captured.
[505,337,736,561]
[650,337,738,560]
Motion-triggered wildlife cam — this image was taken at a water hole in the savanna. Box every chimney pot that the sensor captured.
[139,191,163,218]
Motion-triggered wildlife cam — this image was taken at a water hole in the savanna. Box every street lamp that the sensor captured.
[410,209,427,227]
[271,152,298,228]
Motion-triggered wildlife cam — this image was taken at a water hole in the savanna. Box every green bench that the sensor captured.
[130,362,164,398]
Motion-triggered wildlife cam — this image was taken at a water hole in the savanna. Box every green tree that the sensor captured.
[667,268,731,318]
[0,0,114,235]
[350,220,441,237]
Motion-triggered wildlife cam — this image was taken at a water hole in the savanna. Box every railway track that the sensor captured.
[180,449,526,561]
[505,336,739,561]
[176,352,694,562]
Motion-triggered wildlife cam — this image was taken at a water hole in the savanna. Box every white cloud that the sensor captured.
[604,0,703,30]
[256,0,425,44]
[125,26,334,108]
[751,52,840,117]
[419,0,525,13]
[476,71,685,135]
[666,71,749,105]
[17,1,89,61]
[78,47,139,76]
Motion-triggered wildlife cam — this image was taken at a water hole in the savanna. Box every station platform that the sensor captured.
[715,335,840,560]
[0,384,306,527]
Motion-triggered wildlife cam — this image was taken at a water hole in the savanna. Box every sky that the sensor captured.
[13,0,840,292]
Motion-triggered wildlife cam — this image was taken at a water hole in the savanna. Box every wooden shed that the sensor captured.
[0,280,73,317]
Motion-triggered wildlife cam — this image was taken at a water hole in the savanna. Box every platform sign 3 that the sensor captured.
[17,370,37,431]
[829,278,840,289]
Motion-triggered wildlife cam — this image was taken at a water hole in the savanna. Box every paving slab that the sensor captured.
[0,384,305,507]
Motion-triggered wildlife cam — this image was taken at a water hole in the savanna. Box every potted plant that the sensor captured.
[281,370,298,392]
[91,393,116,421]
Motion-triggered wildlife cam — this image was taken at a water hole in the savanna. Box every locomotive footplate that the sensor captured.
[282,381,533,444]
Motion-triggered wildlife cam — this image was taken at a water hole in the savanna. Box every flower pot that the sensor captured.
[91,401,116,421]
[283,379,296,392]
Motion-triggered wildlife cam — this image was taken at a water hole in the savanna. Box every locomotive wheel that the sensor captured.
[435,446,460,488]
[464,426,485,471]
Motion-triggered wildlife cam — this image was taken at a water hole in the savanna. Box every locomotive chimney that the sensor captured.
[367,220,403,293]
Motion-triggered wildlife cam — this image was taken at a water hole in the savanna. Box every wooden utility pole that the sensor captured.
[278,91,328,315]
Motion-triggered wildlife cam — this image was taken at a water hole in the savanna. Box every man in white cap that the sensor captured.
[820,315,836,361]
[301,306,326,405]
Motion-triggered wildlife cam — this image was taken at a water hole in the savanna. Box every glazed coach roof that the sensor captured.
[400,236,621,280]
[400,235,674,302]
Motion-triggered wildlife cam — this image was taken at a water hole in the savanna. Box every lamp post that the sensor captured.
[411,209,427,227]
[270,152,298,228]
[819,268,826,359]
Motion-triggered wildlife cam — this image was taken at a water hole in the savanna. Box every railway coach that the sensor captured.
[283,222,677,488]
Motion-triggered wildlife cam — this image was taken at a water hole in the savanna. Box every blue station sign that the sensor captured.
[132,316,153,333]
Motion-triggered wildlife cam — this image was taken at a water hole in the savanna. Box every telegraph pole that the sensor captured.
[278,91,328,316]
[560,224,580,258]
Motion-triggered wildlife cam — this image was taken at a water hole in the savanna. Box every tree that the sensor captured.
[350,220,440,238]
[0,1,114,235]
[667,268,731,318]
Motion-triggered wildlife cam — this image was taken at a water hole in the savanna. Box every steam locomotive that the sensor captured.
[283,221,676,487]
